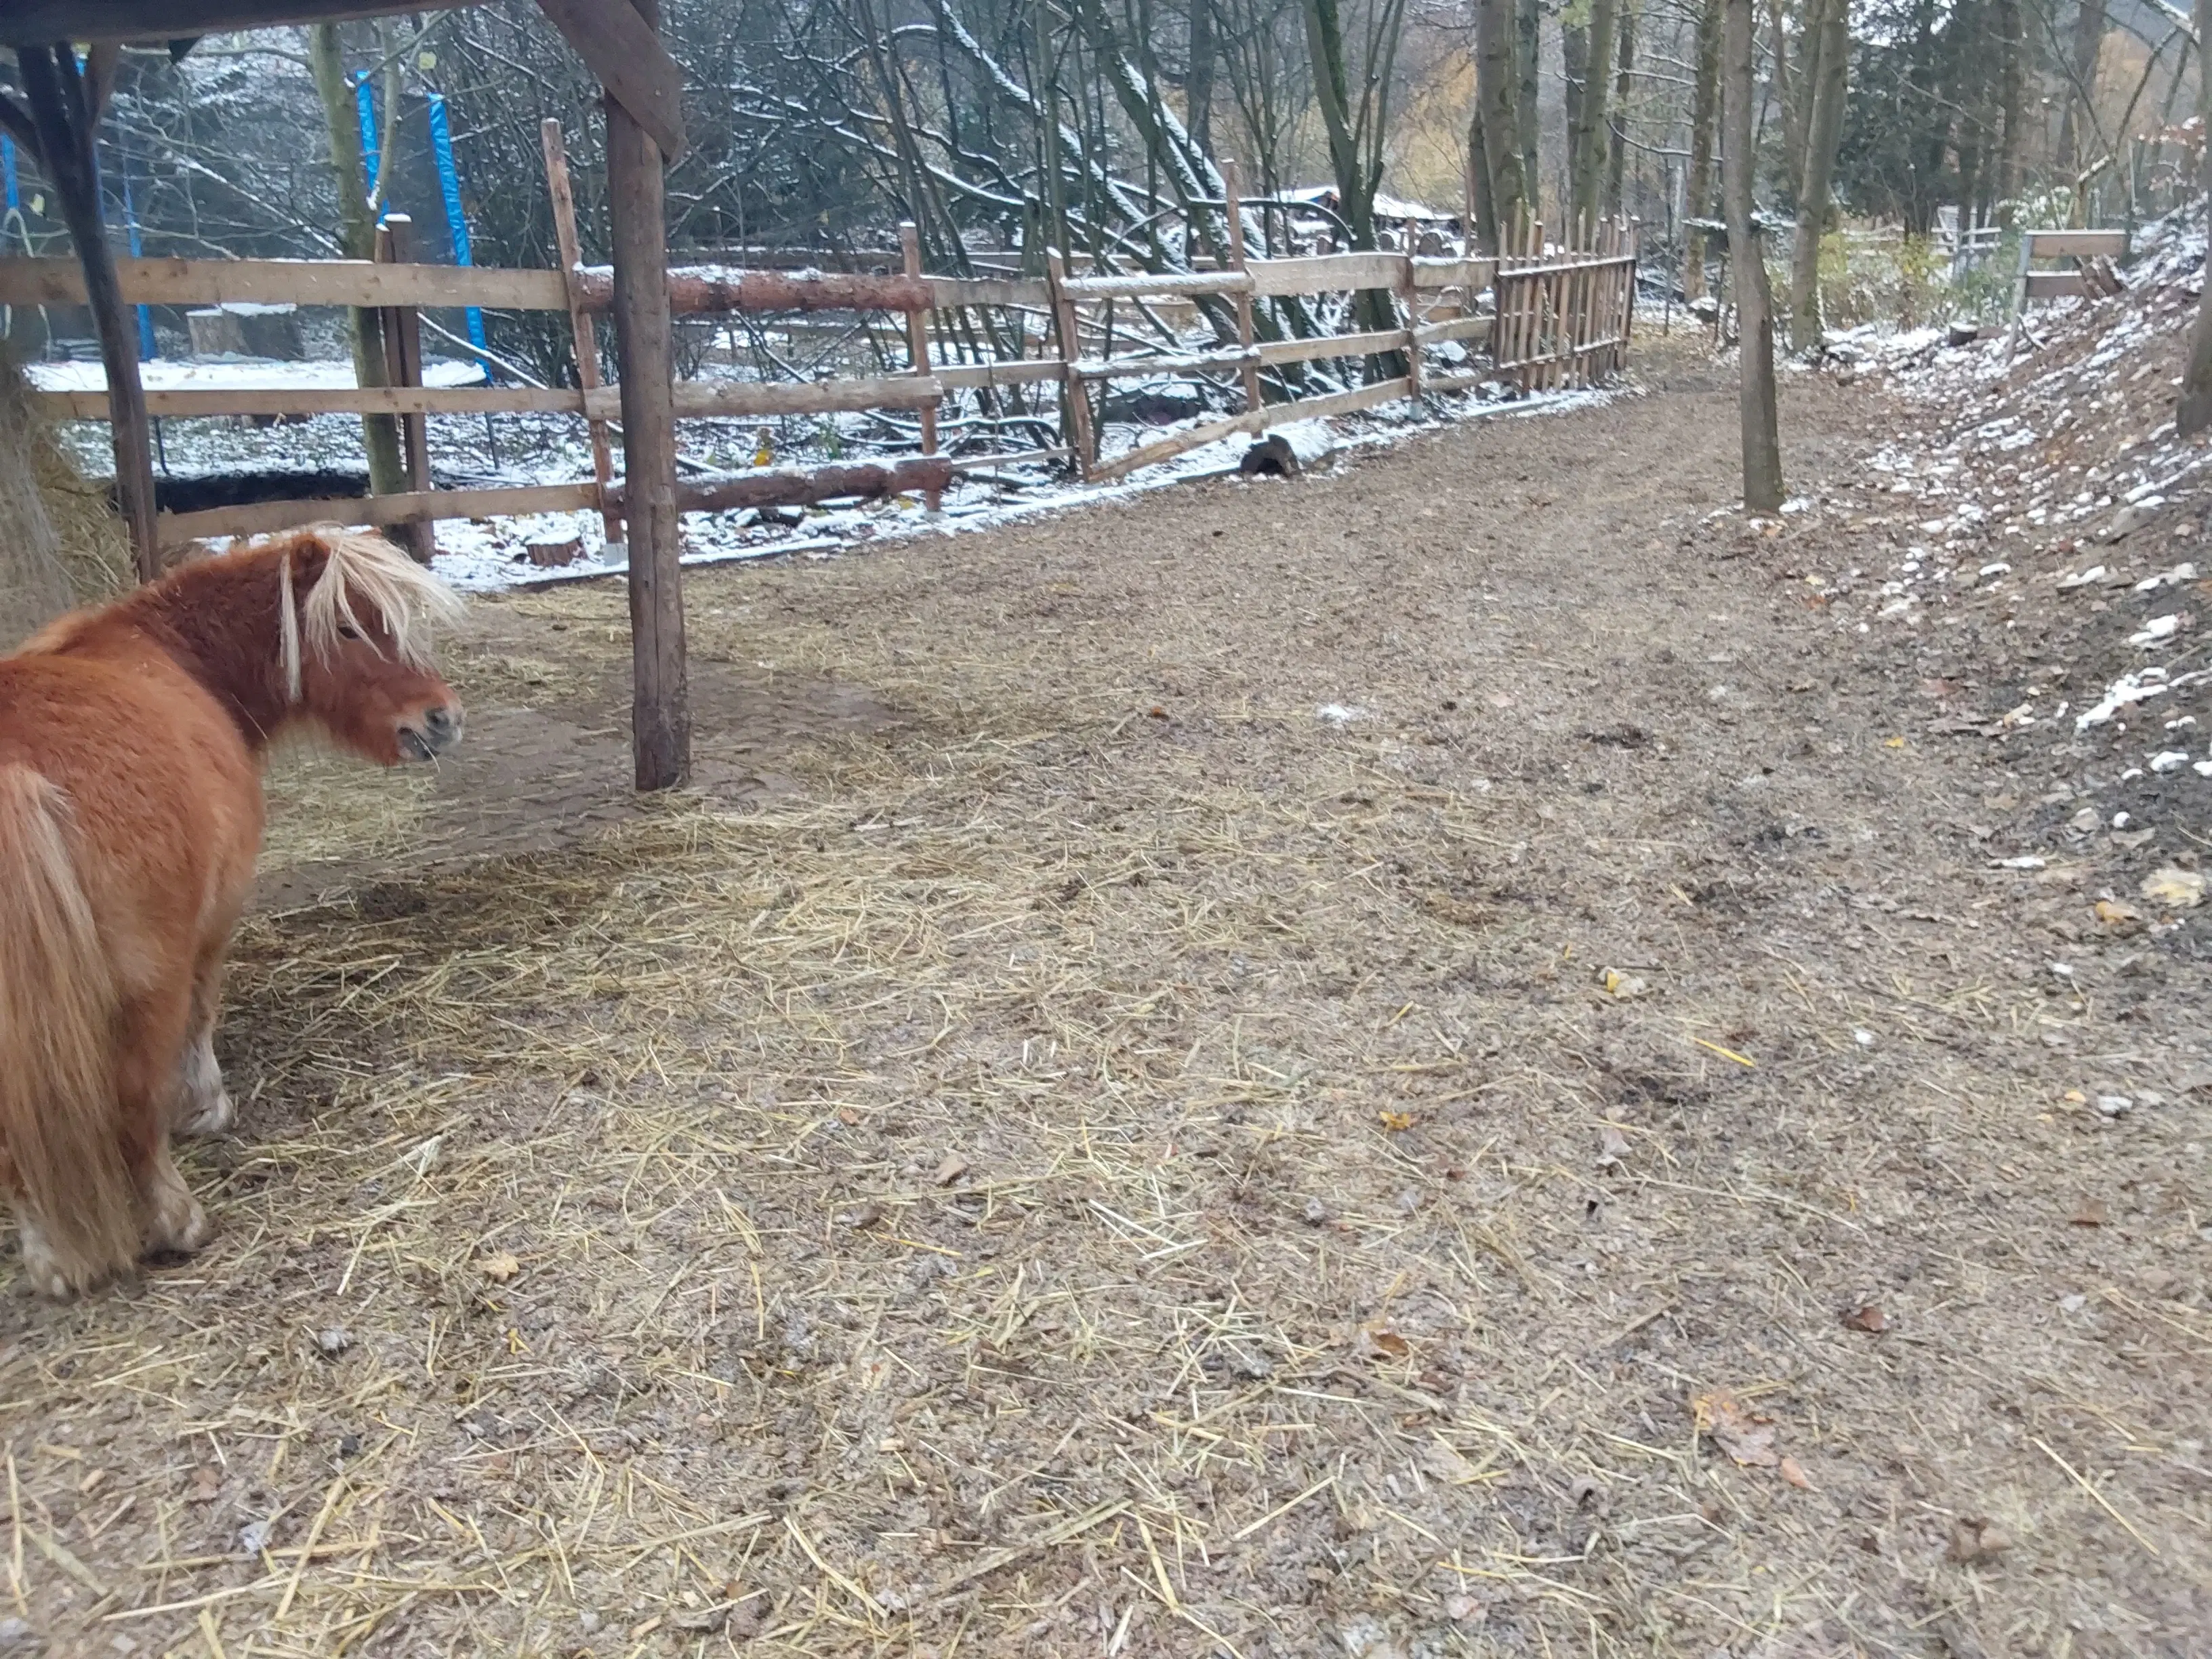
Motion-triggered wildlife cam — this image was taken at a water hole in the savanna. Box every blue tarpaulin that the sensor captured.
[425,91,489,371]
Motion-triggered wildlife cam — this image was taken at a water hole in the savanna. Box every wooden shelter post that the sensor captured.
[601,0,689,790]
[8,45,159,579]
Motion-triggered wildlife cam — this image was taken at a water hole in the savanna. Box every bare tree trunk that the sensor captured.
[1515,0,1540,206]
[1468,108,1498,251]
[1477,0,1529,235]
[1563,18,1586,212]
[1787,0,1846,348]
[1723,0,1783,509]
[1996,0,2022,205]
[1569,0,1616,232]
[1188,0,1216,155]
[2176,0,2212,435]
[307,25,406,504]
[2055,0,2108,176]
[1684,0,1722,300]
[1606,0,1635,218]
[1298,0,1407,361]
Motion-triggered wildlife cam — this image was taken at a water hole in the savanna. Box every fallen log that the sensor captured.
[609,456,957,514]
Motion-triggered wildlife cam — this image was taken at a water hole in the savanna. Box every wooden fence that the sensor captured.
[0,192,1638,546]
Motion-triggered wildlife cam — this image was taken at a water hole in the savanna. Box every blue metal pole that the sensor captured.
[2,136,18,211]
[424,91,489,371]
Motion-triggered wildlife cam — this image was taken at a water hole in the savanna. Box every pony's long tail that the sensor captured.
[0,767,137,1294]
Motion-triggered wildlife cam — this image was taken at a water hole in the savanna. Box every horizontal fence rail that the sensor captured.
[1,214,1637,545]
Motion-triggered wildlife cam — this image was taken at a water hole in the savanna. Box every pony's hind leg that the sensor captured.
[173,958,234,1137]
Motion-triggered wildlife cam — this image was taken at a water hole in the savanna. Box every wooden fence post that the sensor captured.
[1047,249,1096,479]
[1222,159,1263,414]
[1621,218,1641,373]
[899,222,942,510]
[373,215,435,562]
[540,117,624,554]
[605,0,690,791]
[1397,247,1422,402]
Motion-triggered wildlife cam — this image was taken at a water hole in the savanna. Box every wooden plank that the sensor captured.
[1413,316,1494,347]
[159,483,600,544]
[604,0,689,792]
[1073,348,1258,380]
[0,255,570,312]
[1,1,464,44]
[1248,251,1404,297]
[543,117,621,546]
[535,0,687,159]
[932,359,1067,390]
[1059,269,1254,300]
[2022,229,2127,259]
[1255,327,1406,367]
[33,386,585,420]
[2023,270,2090,300]
[1410,256,1494,291]
[579,375,945,419]
[925,275,1054,308]
[1089,375,1410,483]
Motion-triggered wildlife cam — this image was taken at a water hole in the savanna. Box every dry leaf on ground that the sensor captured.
[1843,1304,1889,1333]
[479,1252,521,1284]
[1692,1390,1780,1467]
[2139,866,2206,909]
[1352,1321,1411,1362]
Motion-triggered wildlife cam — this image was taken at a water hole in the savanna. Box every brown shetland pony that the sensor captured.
[0,526,463,1298]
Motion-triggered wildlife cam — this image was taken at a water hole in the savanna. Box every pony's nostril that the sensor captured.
[423,705,457,739]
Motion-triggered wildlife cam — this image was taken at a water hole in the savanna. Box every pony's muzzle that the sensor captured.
[398,702,463,762]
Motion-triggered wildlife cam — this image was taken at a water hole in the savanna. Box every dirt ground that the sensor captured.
[3,351,2209,1659]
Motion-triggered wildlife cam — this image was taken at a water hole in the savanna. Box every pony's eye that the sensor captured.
[337,623,363,641]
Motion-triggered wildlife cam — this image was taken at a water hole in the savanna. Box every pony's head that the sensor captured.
[271,527,466,765]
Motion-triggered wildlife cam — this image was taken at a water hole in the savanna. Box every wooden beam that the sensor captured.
[577,375,944,420]
[602,0,689,792]
[18,44,159,581]
[159,482,600,544]
[375,213,436,562]
[1088,376,1411,484]
[33,386,584,419]
[0,255,569,312]
[899,223,941,510]
[2022,229,2127,259]
[0,1,464,44]
[577,266,933,314]
[1057,270,1254,300]
[2022,270,2090,300]
[541,117,622,547]
[1247,251,1404,297]
[534,0,687,160]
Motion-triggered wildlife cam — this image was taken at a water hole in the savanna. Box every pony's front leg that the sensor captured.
[173,958,234,1137]
[138,1136,212,1258]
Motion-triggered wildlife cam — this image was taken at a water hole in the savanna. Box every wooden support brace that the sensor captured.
[1222,160,1263,413]
[374,214,435,562]
[542,117,624,551]
[899,222,942,510]
[1046,249,1097,480]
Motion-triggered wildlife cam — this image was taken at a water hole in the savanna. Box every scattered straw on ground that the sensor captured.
[2,353,2205,1657]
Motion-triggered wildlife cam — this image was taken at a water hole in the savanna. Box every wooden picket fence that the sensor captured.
[0,158,1639,545]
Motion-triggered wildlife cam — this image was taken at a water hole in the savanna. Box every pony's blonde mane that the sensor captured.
[271,527,466,701]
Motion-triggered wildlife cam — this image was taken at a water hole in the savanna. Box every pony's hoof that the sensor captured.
[148,1195,213,1258]
[18,1226,77,1300]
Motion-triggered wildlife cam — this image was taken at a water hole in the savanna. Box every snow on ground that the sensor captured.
[1710,205,2212,842]
[26,357,488,391]
[45,352,1613,590]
